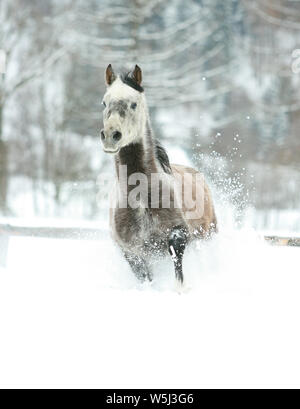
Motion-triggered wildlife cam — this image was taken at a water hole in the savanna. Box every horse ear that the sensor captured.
[105,64,116,86]
[132,64,142,85]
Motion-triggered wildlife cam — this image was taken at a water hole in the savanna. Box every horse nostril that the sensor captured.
[112,131,122,141]
[100,130,105,141]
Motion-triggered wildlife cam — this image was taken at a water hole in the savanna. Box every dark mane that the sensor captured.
[155,140,172,174]
[120,71,144,93]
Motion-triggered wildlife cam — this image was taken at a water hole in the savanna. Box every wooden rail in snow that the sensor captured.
[0,223,106,241]
[0,223,299,245]
[0,223,107,267]
[0,222,299,268]
[264,236,300,247]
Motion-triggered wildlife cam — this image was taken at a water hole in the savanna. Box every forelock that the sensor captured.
[120,71,144,92]
[105,77,141,101]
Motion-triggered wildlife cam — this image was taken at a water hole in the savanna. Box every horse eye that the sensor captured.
[102,101,106,108]
[131,102,137,110]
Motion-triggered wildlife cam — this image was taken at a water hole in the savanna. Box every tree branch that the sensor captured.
[5,47,67,100]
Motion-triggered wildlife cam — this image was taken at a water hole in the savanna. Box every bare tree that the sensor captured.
[0,0,67,213]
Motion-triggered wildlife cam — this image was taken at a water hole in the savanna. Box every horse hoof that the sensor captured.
[174,281,191,294]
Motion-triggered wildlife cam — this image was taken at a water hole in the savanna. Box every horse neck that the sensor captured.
[114,118,157,180]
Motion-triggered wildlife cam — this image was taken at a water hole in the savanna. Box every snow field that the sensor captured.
[0,229,299,388]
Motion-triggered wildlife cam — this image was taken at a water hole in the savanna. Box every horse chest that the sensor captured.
[113,207,167,255]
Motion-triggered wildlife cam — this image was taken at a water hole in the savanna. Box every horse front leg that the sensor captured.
[168,226,188,285]
[123,252,152,282]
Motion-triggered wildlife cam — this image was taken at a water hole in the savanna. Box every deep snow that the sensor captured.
[0,227,300,388]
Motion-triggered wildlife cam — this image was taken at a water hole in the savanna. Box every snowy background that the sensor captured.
[0,0,300,388]
[1,0,300,227]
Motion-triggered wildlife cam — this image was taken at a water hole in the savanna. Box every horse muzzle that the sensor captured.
[100,129,122,154]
